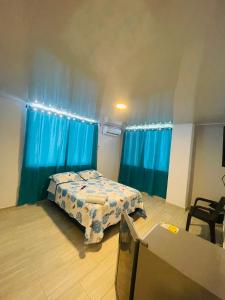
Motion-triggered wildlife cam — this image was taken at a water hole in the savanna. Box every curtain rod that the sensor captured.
[126,122,173,130]
[27,101,99,124]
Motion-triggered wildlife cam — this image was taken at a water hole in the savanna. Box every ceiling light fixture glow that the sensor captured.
[116,103,127,110]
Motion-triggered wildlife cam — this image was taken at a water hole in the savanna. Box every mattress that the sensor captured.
[48,177,144,244]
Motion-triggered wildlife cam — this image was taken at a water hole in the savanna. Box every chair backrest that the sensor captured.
[211,197,225,221]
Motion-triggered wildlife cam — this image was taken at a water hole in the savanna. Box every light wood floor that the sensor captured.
[0,195,223,300]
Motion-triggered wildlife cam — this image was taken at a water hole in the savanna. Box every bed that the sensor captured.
[47,170,145,244]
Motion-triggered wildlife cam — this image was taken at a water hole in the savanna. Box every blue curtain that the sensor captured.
[119,128,172,199]
[18,107,98,205]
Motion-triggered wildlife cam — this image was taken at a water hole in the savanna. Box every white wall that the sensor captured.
[0,96,25,209]
[97,126,122,181]
[191,125,225,203]
[166,124,195,208]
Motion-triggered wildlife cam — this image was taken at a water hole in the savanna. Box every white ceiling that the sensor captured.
[0,0,225,124]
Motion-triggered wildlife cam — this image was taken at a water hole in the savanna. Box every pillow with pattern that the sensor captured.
[49,172,82,184]
[78,170,102,181]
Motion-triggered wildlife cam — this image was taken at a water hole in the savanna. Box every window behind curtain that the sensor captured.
[119,128,172,199]
[18,107,98,205]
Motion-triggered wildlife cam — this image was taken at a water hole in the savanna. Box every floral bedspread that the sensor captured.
[52,177,144,244]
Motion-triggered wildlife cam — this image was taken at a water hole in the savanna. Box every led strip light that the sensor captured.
[28,101,98,124]
[126,122,173,130]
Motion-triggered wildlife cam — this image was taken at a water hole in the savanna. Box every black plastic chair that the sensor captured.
[186,197,225,243]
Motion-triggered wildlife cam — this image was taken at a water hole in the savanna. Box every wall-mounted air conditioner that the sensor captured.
[102,123,122,136]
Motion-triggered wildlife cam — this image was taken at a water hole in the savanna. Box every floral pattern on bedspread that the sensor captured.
[54,177,144,244]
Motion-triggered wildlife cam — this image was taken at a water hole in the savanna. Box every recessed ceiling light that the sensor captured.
[116,103,127,110]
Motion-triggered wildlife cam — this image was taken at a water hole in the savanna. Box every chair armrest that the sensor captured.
[195,205,215,213]
[194,197,216,207]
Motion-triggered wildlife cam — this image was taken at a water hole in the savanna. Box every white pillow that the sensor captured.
[78,170,102,181]
[50,172,82,184]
